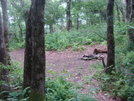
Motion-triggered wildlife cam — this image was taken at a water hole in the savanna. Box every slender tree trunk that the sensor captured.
[126,0,131,22]
[1,0,10,65]
[89,13,94,25]
[115,1,121,23]
[126,0,134,49]
[106,0,115,74]
[0,12,10,97]
[76,14,79,30]
[120,2,126,22]
[18,22,23,38]
[129,0,134,49]
[115,1,126,22]
[130,0,134,22]
[49,24,53,34]
[29,0,45,100]
[66,0,71,31]
[19,0,25,39]
[98,10,102,23]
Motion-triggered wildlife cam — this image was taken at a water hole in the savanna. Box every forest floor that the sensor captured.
[10,44,121,101]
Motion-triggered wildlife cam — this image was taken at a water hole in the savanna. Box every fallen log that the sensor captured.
[93,49,107,55]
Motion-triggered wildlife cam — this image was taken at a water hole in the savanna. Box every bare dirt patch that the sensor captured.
[10,44,120,101]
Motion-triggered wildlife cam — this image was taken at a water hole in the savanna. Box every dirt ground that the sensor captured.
[10,44,121,101]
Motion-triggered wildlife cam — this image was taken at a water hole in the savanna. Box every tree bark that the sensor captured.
[115,1,121,23]
[23,10,32,89]
[19,0,25,39]
[49,24,53,34]
[129,0,134,47]
[120,1,126,22]
[0,12,10,96]
[106,0,115,74]
[76,14,79,30]
[18,22,23,38]
[29,0,45,100]
[66,0,71,31]
[1,0,10,65]
[126,0,134,49]
[126,0,131,22]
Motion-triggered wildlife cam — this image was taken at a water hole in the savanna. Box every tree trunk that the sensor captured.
[126,0,134,49]
[126,0,131,22]
[120,1,126,22]
[115,1,126,22]
[66,0,71,31]
[1,0,10,65]
[29,0,45,100]
[19,0,25,39]
[18,22,23,38]
[106,0,115,74]
[76,14,79,30]
[130,0,134,22]
[129,0,134,49]
[49,24,53,34]
[0,12,10,97]
[23,10,32,89]
[115,1,121,23]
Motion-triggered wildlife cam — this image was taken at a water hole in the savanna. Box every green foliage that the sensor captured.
[114,28,134,100]
[46,76,96,101]
[114,22,129,35]
[9,61,23,89]
[0,62,7,69]
[79,0,106,24]
[1,77,96,101]
[2,87,30,101]
[10,38,25,51]
[94,40,134,101]
[45,0,65,26]
[95,71,134,101]
[8,0,31,37]
[116,46,134,86]
[45,32,70,51]
[46,25,106,51]
[114,22,129,45]
[72,44,85,52]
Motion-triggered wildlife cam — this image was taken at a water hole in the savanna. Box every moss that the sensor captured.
[29,90,46,101]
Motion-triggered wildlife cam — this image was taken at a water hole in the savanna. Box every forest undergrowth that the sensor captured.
[1,23,134,101]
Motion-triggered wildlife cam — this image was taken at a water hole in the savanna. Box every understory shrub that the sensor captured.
[0,77,96,101]
[9,24,106,51]
[10,39,25,51]
[96,71,134,101]
[9,61,23,89]
[93,21,134,101]
[94,42,134,101]
[45,25,106,51]
[46,76,96,101]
